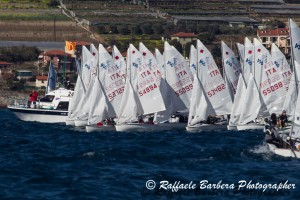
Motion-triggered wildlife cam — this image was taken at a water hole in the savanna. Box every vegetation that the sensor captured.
[0,46,41,64]
[0,13,67,21]
[0,0,58,7]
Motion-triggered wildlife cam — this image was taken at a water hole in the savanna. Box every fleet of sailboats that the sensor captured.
[7,18,300,158]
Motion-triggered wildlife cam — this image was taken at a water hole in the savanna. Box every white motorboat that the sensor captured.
[8,88,73,123]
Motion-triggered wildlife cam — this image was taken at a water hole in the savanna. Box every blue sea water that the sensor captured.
[0,109,299,200]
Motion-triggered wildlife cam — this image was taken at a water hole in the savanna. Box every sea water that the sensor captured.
[0,109,299,200]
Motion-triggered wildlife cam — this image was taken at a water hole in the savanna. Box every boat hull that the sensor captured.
[65,119,75,126]
[236,123,265,131]
[267,143,300,158]
[86,125,115,132]
[115,123,171,132]
[7,106,68,123]
[186,124,227,132]
[156,122,187,131]
[227,124,237,131]
[74,119,88,127]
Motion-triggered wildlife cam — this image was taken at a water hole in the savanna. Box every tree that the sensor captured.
[169,39,183,54]
[197,33,215,45]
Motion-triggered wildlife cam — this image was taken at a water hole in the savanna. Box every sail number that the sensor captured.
[207,84,225,97]
[139,84,158,96]
[108,86,125,100]
[175,84,193,96]
[262,82,283,96]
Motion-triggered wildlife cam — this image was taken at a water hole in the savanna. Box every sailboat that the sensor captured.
[153,42,193,130]
[66,46,95,125]
[115,44,167,132]
[85,44,118,132]
[8,61,74,123]
[237,38,287,131]
[186,40,232,132]
[265,19,300,157]
[74,44,99,127]
[266,62,300,157]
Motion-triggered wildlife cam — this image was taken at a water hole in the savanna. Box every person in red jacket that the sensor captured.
[31,90,38,101]
[27,90,38,107]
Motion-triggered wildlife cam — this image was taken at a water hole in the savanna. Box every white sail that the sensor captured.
[95,44,118,117]
[229,75,247,125]
[236,43,244,64]
[155,49,165,78]
[67,69,84,120]
[87,77,110,125]
[67,47,95,121]
[243,37,254,84]
[76,50,98,121]
[197,39,232,115]
[290,19,300,64]
[188,74,215,126]
[254,38,286,114]
[139,43,162,85]
[221,41,242,95]
[117,80,140,124]
[81,46,96,90]
[139,43,166,114]
[126,44,143,114]
[291,93,300,139]
[189,45,197,74]
[283,62,300,118]
[90,43,99,66]
[239,74,263,124]
[164,41,193,110]
[271,43,292,91]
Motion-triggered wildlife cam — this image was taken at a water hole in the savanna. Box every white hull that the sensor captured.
[267,143,300,158]
[86,125,115,132]
[74,119,88,127]
[8,106,68,123]
[227,124,237,131]
[115,123,171,132]
[186,124,227,132]
[65,119,75,126]
[156,122,187,131]
[236,123,265,131]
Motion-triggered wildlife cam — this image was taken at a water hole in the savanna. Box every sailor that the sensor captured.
[269,113,277,127]
[31,90,38,101]
[278,110,288,128]
[27,90,38,108]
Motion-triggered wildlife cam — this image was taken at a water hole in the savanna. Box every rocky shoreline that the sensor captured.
[0,90,29,109]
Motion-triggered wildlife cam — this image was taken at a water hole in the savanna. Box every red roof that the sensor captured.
[75,41,90,46]
[36,76,48,81]
[0,61,12,65]
[171,32,197,37]
[257,28,289,37]
[43,50,72,57]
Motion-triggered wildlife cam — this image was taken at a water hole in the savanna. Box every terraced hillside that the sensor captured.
[0,0,96,42]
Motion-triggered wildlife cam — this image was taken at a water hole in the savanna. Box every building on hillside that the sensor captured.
[170,32,197,45]
[35,76,48,88]
[0,61,13,74]
[16,70,33,81]
[257,28,290,54]
[40,50,74,73]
